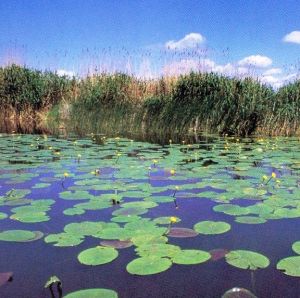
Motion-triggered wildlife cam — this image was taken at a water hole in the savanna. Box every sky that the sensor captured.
[0,0,299,87]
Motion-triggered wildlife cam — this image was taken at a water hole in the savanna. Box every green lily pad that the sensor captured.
[44,233,84,247]
[172,249,211,265]
[0,230,38,242]
[225,250,270,270]
[64,288,118,298]
[235,216,267,224]
[126,256,172,275]
[0,212,8,220]
[78,246,118,266]
[277,256,300,276]
[194,221,231,235]
[100,240,133,249]
[292,241,300,254]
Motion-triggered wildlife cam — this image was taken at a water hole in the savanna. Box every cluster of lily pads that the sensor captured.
[1,134,300,297]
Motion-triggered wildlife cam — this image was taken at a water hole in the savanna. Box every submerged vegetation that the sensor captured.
[0,64,300,138]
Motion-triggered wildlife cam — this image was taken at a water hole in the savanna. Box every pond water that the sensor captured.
[0,133,300,298]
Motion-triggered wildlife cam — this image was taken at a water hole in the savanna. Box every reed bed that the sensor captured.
[0,64,299,137]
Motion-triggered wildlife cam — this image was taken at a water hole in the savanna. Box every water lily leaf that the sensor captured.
[78,246,118,266]
[235,216,267,224]
[100,240,133,249]
[225,250,270,270]
[0,212,8,220]
[112,207,148,217]
[131,235,168,246]
[0,230,38,242]
[194,221,231,235]
[172,249,211,265]
[44,233,84,247]
[292,241,300,254]
[209,248,230,261]
[153,216,181,225]
[136,243,181,258]
[0,272,13,287]
[126,256,172,275]
[213,204,250,216]
[167,228,198,238]
[111,215,141,223]
[121,201,158,209]
[64,288,118,298]
[63,208,86,216]
[277,256,300,276]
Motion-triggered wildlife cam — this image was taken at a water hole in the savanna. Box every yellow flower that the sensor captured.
[276,179,280,184]
[77,154,82,158]
[63,172,69,178]
[170,216,177,223]
[170,169,176,175]
[152,159,158,164]
[271,172,277,179]
[262,175,268,181]
[175,186,180,190]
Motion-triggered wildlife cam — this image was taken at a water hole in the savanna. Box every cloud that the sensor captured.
[263,68,282,76]
[56,69,75,77]
[238,55,272,68]
[283,31,300,44]
[165,33,205,50]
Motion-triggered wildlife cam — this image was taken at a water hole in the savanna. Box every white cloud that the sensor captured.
[165,33,205,50]
[263,68,282,76]
[56,69,75,77]
[283,31,300,44]
[238,55,272,68]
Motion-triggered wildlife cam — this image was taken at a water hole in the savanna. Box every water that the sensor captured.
[0,134,300,297]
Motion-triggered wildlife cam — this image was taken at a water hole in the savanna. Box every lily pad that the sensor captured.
[78,246,118,266]
[194,221,231,235]
[277,256,300,276]
[64,288,118,298]
[0,230,38,242]
[167,228,199,238]
[292,241,300,254]
[126,256,172,275]
[100,240,133,249]
[172,249,211,265]
[235,216,267,224]
[225,250,270,270]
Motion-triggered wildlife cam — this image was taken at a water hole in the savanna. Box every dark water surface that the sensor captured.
[0,134,300,298]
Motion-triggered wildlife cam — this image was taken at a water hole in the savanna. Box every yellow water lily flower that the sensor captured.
[175,186,180,190]
[262,175,268,181]
[271,172,277,179]
[170,216,177,223]
[63,172,69,178]
[170,169,176,175]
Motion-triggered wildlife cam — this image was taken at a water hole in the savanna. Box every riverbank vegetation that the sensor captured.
[0,64,299,139]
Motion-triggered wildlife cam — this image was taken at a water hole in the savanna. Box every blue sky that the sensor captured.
[0,0,299,86]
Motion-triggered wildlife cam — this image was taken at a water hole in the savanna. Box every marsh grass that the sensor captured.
[0,64,300,138]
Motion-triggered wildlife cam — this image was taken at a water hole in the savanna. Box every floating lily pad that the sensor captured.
[172,249,211,265]
[78,246,118,266]
[167,228,198,238]
[225,250,270,270]
[126,256,172,275]
[277,256,300,276]
[136,243,181,258]
[0,212,7,220]
[153,217,181,225]
[112,207,148,217]
[64,288,118,298]
[209,248,230,261]
[235,216,267,224]
[292,241,300,254]
[100,240,133,249]
[0,272,13,287]
[0,230,38,242]
[44,233,83,247]
[194,221,231,235]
